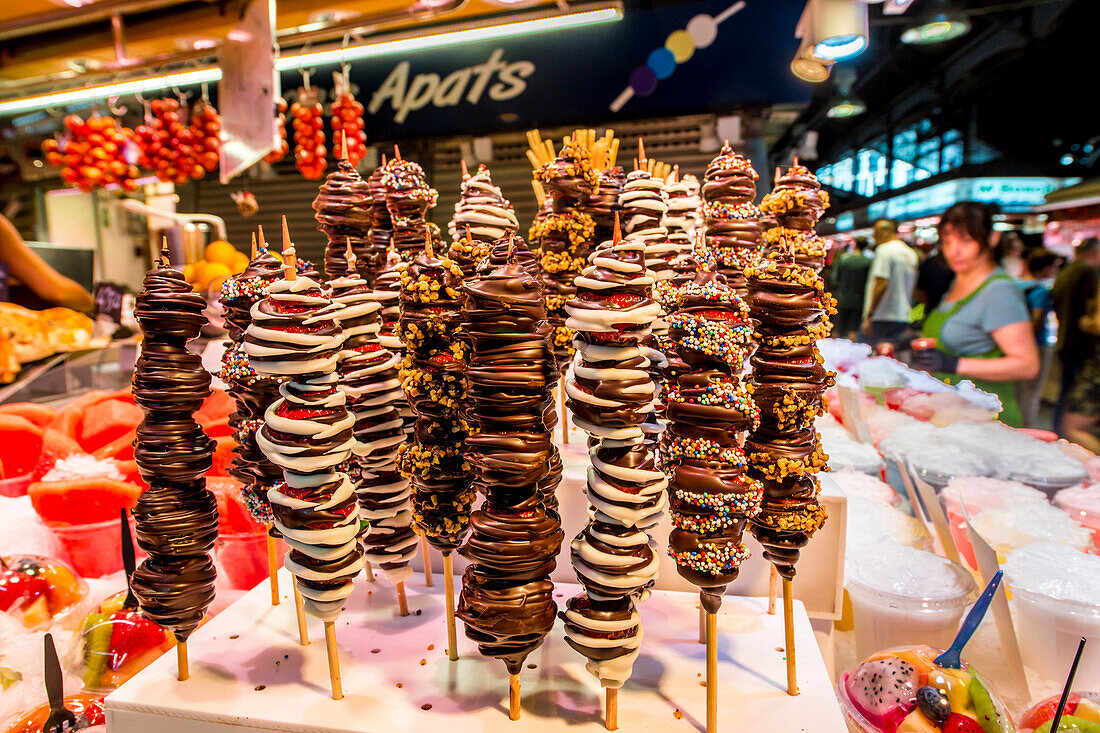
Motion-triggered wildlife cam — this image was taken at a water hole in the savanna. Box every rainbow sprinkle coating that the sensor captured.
[669,540,750,575]
[667,313,753,368]
[703,201,761,221]
[665,435,746,466]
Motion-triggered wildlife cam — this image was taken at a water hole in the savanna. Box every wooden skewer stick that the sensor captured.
[364,560,374,581]
[698,605,705,644]
[783,578,798,696]
[266,525,280,605]
[424,228,434,258]
[637,138,647,169]
[340,129,348,162]
[421,534,434,586]
[293,585,310,645]
[393,143,402,161]
[324,621,343,700]
[509,673,521,721]
[706,612,718,733]
[768,565,778,615]
[281,215,297,281]
[257,224,266,250]
[443,553,458,661]
[177,641,189,681]
[525,149,543,170]
[460,158,469,179]
[605,687,618,730]
[396,582,409,617]
[251,232,258,259]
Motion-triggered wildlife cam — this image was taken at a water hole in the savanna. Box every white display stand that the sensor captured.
[106,571,846,733]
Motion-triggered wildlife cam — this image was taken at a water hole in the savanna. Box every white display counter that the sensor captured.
[106,570,846,733]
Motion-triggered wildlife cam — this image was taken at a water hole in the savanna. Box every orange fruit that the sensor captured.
[204,240,238,266]
[230,252,249,274]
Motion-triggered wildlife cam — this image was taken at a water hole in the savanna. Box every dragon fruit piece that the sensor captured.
[845,657,920,732]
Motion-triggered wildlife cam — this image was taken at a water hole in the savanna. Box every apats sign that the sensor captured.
[368,49,534,124]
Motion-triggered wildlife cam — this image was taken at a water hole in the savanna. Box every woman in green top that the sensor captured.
[909,202,1039,427]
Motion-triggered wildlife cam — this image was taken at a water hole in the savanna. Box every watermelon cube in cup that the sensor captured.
[215,531,285,591]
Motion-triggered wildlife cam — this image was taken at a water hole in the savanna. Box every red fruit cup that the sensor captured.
[215,530,287,591]
[47,516,142,579]
[0,473,33,497]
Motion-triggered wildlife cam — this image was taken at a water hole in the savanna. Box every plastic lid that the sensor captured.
[971,503,1093,554]
[1003,542,1100,607]
[846,537,976,608]
[1055,483,1100,517]
[941,476,1048,516]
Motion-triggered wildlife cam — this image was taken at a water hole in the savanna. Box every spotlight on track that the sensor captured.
[809,0,869,61]
[901,0,971,44]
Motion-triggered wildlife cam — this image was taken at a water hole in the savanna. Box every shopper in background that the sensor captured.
[915,247,955,314]
[829,238,873,340]
[999,231,1027,279]
[0,213,94,312]
[1016,249,1060,428]
[909,202,1038,428]
[1051,237,1100,436]
[861,219,919,348]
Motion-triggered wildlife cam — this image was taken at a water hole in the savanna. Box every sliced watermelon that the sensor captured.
[30,430,84,481]
[207,476,264,534]
[201,417,232,439]
[78,399,143,454]
[197,389,234,424]
[111,459,146,489]
[0,415,45,477]
[0,403,57,428]
[91,433,135,461]
[208,435,236,477]
[28,477,143,525]
[48,390,109,440]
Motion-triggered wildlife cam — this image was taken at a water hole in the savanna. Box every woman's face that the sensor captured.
[941,224,990,275]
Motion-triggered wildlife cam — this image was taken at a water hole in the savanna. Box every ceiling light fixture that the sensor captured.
[826,67,866,118]
[274,5,621,70]
[901,0,970,44]
[791,4,834,83]
[809,0,869,61]
[0,3,622,117]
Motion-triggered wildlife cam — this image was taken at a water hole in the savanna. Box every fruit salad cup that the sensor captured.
[1020,694,1100,733]
[67,590,176,693]
[0,554,87,629]
[1,694,104,733]
[837,645,1015,733]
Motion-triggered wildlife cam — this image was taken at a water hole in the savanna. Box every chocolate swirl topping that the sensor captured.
[130,254,218,642]
[457,255,563,673]
[314,159,379,284]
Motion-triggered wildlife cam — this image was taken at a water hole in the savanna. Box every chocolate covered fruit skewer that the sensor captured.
[328,241,413,615]
[245,225,363,700]
[130,242,218,681]
[664,271,760,733]
[397,234,473,659]
[313,134,380,285]
[457,242,563,719]
[219,233,287,606]
[562,217,667,727]
[447,162,519,277]
[746,160,836,696]
[699,142,763,294]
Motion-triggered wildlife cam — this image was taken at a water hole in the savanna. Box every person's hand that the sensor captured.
[909,348,958,375]
[860,317,873,336]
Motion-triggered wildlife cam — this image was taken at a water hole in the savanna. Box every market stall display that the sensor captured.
[129,249,218,679]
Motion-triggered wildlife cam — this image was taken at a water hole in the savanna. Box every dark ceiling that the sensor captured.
[774,0,1094,173]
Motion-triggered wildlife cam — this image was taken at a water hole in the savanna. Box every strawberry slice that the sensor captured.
[107,611,167,671]
[274,404,333,420]
[943,713,985,733]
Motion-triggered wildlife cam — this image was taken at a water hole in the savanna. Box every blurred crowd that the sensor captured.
[825,203,1100,443]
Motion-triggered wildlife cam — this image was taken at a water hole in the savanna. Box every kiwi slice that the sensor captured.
[81,612,112,689]
[968,676,1004,733]
[0,666,21,690]
[1035,716,1100,733]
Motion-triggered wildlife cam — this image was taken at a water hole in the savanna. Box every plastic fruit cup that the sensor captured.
[847,558,977,661]
[0,472,33,497]
[215,531,286,591]
[1013,587,1100,688]
[47,517,139,579]
[1054,485,1100,553]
